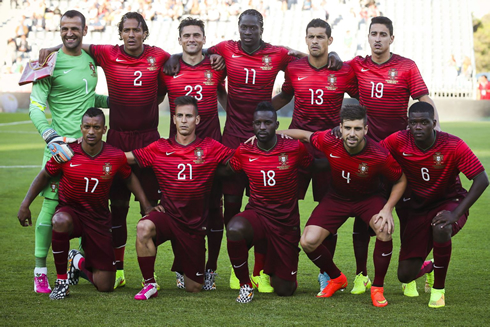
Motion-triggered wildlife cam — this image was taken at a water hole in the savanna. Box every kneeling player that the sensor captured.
[380,102,488,307]
[18,108,156,299]
[226,102,330,303]
[281,105,407,307]
[126,96,234,300]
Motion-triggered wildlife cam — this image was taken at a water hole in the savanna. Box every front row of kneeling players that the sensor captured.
[18,97,488,307]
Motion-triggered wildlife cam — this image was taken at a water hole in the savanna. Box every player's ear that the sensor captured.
[103,125,107,134]
[389,35,394,44]
[195,115,201,125]
[275,121,279,130]
[365,124,369,134]
[178,36,182,46]
[202,35,206,45]
[172,115,176,125]
[83,25,88,36]
[328,37,333,45]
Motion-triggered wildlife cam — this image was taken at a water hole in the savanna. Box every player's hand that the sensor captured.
[143,204,165,215]
[38,47,56,65]
[244,135,257,145]
[18,205,32,227]
[327,51,342,71]
[210,54,225,71]
[48,143,74,163]
[163,55,181,75]
[285,46,306,58]
[373,209,394,235]
[431,210,457,229]
[279,133,293,139]
[330,126,341,139]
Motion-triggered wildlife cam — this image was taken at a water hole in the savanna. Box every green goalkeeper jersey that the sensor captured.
[29,48,107,139]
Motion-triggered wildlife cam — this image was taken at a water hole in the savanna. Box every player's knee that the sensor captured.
[432,223,452,242]
[224,194,242,204]
[274,280,296,297]
[226,217,247,241]
[136,219,154,240]
[397,269,413,284]
[300,233,320,253]
[51,212,72,232]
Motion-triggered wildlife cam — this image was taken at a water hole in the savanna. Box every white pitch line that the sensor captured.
[0,130,38,134]
[0,119,51,127]
[0,165,41,168]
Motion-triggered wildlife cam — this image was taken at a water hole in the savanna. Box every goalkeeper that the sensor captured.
[27,10,108,293]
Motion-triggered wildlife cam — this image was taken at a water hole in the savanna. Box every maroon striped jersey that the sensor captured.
[132,137,234,231]
[159,57,226,141]
[380,130,485,209]
[230,138,313,228]
[311,130,403,201]
[45,143,131,225]
[90,44,170,131]
[208,40,295,139]
[347,54,429,142]
[282,58,359,131]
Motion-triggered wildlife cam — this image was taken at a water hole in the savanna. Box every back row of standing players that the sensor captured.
[25,8,487,307]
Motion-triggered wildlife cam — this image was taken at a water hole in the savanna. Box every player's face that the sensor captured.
[253,111,279,143]
[60,16,87,51]
[81,115,107,146]
[305,27,333,58]
[341,119,368,152]
[239,15,263,50]
[120,18,147,55]
[173,104,200,137]
[408,112,436,143]
[179,25,206,56]
[368,24,394,56]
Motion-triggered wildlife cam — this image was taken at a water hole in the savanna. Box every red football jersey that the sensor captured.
[230,138,313,228]
[283,58,359,131]
[208,40,295,139]
[90,44,170,131]
[381,130,485,209]
[45,143,131,226]
[347,54,429,142]
[159,57,226,141]
[132,137,234,231]
[311,130,403,201]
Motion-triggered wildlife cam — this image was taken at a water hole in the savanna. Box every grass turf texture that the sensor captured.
[1,113,489,326]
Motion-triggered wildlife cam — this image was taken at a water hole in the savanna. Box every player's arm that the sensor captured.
[163,49,224,75]
[432,171,489,228]
[276,129,313,143]
[418,94,441,131]
[17,169,52,227]
[284,46,307,58]
[125,151,137,165]
[217,82,228,112]
[271,92,293,111]
[309,158,331,172]
[39,43,93,63]
[124,172,162,215]
[95,94,109,108]
[373,173,407,235]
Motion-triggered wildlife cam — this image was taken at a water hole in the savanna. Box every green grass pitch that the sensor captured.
[0,113,489,326]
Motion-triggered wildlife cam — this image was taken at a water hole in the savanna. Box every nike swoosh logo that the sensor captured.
[433,265,444,269]
[210,229,223,232]
[402,152,413,156]
[232,54,243,58]
[196,272,203,276]
[166,152,175,155]
[112,261,116,266]
[298,76,308,81]
[70,163,81,167]
[381,252,393,257]
[249,158,258,162]
[329,153,341,158]
[116,58,126,62]
[291,271,297,275]
[52,250,64,254]
[64,70,72,74]
[403,197,411,202]
[361,68,369,72]
[233,261,246,268]
[173,74,184,79]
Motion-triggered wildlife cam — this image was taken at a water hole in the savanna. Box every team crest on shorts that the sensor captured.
[277,152,290,170]
[194,147,205,164]
[101,163,112,179]
[204,70,214,85]
[147,56,157,71]
[261,55,272,70]
[326,74,337,90]
[50,182,58,193]
[386,68,398,84]
[356,162,369,177]
[432,152,445,168]
[89,62,97,77]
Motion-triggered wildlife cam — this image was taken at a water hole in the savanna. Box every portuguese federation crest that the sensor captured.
[261,55,273,70]
[356,162,369,177]
[277,152,290,170]
[204,70,214,85]
[101,163,112,179]
[326,74,337,90]
[147,56,157,71]
[50,182,58,193]
[386,68,398,84]
[433,152,445,168]
[89,62,97,77]
[194,147,205,164]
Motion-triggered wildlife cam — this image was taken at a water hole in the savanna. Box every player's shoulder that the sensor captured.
[144,44,169,56]
[278,137,303,151]
[390,53,417,67]
[437,131,462,146]
[366,137,391,156]
[101,142,125,156]
[288,56,308,68]
[262,43,289,56]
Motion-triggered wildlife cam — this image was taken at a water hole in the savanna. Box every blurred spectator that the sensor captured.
[4,38,18,69]
[15,15,30,37]
[461,56,473,80]
[476,75,490,100]
[12,56,25,74]
[17,35,31,57]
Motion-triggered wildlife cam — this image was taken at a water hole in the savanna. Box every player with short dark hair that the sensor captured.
[18,108,155,300]
[159,17,227,290]
[380,102,488,308]
[26,10,108,294]
[226,102,318,303]
[280,105,407,307]
[126,96,234,300]
[345,16,441,296]
[272,19,358,292]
